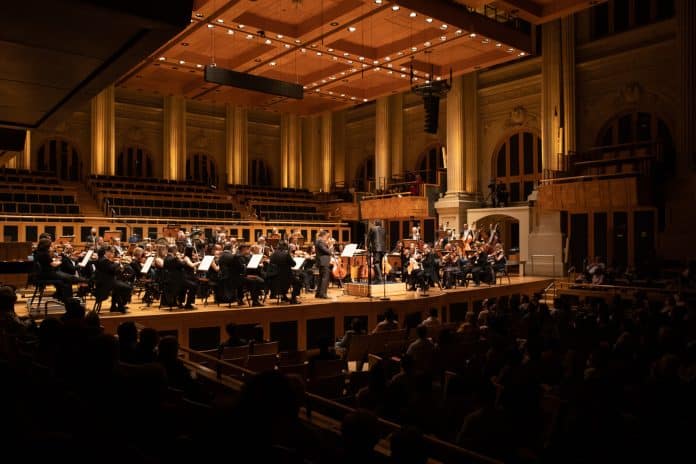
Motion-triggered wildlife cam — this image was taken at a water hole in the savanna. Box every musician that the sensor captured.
[94,246,132,313]
[411,225,421,241]
[85,227,99,249]
[367,219,387,283]
[460,223,473,242]
[33,238,76,302]
[496,181,508,207]
[270,240,301,304]
[406,249,426,291]
[112,237,124,257]
[58,244,79,277]
[257,235,271,256]
[421,244,439,288]
[314,230,331,299]
[491,243,507,274]
[470,244,490,287]
[238,244,264,306]
[180,246,199,309]
[216,243,237,304]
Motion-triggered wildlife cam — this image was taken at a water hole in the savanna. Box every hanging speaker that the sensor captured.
[204,65,303,99]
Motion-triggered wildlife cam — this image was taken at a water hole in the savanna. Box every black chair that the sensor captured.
[29,262,64,315]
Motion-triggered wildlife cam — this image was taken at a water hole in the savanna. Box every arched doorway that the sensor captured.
[37,138,82,181]
[186,152,219,187]
[249,159,272,186]
[354,157,374,192]
[415,144,445,185]
[492,131,542,203]
[116,145,153,178]
[467,206,531,272]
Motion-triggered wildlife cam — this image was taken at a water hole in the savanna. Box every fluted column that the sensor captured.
[445,75,464,193]
[302,116,321,192]
[462,73,478,193]
[90,85,116,175]
[320,112,333,192]
[332,111,347,188]
[375,96,391,191]
[225,104,248,185]
[20,130,31,170]
[390,94,404,178]
[281,113,302,188]
[163,95,186,181]
[677,0,695,173]
[561,16,576,156]
[541,20,562,171]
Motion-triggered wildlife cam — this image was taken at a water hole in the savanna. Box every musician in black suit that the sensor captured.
[94,246,132,313]
[367,219,387,283]
[315,230,331,299]
[216,244,237,304]
[471,245,490,286]
[270,240,301,304]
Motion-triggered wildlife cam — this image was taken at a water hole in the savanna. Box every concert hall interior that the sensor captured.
[1,1,695,463]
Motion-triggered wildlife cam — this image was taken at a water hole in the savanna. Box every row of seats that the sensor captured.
[105,196,235,211]
[254,203,318,214]
[0,192,77,204]
[0,183,71,192]
[89,176,213,194]
[259,212,325,221]
[1,203,80,215]
[111,206,239,220]
[0,168,59,185]
[228,184,313,199]
[96,188,222,201]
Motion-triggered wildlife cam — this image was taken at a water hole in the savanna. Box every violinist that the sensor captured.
[33,238,76,302]
[239,244,264,307]
[491,243,506,274]
[270,240,301,304]
[441,243,460,289]
[314,230,331,299]
[216,243,238,304]
[421,244,439,288]
[180,246,199,309]
[94,245,132,313]
[470,244,490,287]
[406,248,425,291]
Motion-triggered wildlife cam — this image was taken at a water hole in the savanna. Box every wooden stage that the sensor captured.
[21,276,553,351]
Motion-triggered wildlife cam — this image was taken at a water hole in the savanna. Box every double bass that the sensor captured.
[331,254,348,280]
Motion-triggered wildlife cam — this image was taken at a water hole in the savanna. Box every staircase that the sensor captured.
[65,181,105,218]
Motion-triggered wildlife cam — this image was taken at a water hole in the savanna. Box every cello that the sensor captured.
[331,254,347,280]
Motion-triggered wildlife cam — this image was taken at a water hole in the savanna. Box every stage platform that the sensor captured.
[17,276,554,351]
[343,281,411,298]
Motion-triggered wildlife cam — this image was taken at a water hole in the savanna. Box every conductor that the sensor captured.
[368,219,387,283]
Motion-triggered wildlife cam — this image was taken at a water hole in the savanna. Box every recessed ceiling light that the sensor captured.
[265,39,272,44]
[397,51,403,56]
[435,76,441,80]
[347,60,353,64]
[270,61,276,66]
[295,39,301,44]
[301,48,306,53]
[343,52,350,57]
[387,70,393,74]
[455,29,462,35]
[363,98,368,102]
[400,67,406,71]
[340,71,346,75]
[179,60,185,64]
[316,52,322,56]
[284,43,291,48]
[440,24,448,30]
[238,24,245,29]
[409,12,417,18]
[322,79,327,83]
[277,34,284,39]
[330,21,339,26]
[362,63,368,68]
[482,38,489,44]
[359,56,365,61]
[340,93,345,97]
[495,42,502,47]
[387,63,392,68]
[411,46,417,51]
[303,86,308,89]
[424,41,431,47]
[217,18,224,23]
[351,96,356,100]
[518,51,526,56]
[440,35,447,41]
[196,64,203,68]
[227,29,234,35]
[373,60,379,64]
[207,24,214,28]
[469,33,476,38]
[246,34,253,39]
[385,56,391,61]
[392,5,400,11]
[426,18,433,23]
[373,67,379,71]
[348,26,356,32]
[327,48,334,52]
[507,47,514,53]
[158,56,166,61]
[332,56,338,60]
[195,13,204,18]
[181,42,189,46]
[316,89,320,92]
[311,43,318,48]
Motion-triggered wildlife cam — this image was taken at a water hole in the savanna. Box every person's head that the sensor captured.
[374,220,382,227]
[138,327,159,350]
[428,307,438,319]
[341,410,379,459]
[350,317,363,333]
[167,244,177,255]
[463,223,468,229]
[37,238,52,252]
[90,227,97,236]
[384,308,396,322]
[62,297,85,321]
[225,322,238,337]
[276,240,288,251]
[157,336,179,363]
[117,321,138,346]
[416,324,428,340]
[390,427,427,464]
[238,244,251,255]
[0,285,17,313]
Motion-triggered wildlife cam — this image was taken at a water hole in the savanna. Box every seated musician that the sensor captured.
[237,244,264,307]
[441,244,460,289]
[470,244,490,287]
[406,249,426,291]
[161,245,190,308]
[94,246,132,313]
[270,240,302,304]
[180,246,199,309]
[33,238,78,302]
[491,243,507,274]
[421,244,439,288]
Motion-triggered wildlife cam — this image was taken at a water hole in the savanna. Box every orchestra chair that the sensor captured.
[495,265,511,285]
[29,261,64,314]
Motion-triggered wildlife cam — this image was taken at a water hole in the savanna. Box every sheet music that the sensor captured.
[140,256,154,274]
[292,257,305,270]
[341,243,358,258]
[246,254,264,269]
[198,255,215,272]
[78,249,93,268]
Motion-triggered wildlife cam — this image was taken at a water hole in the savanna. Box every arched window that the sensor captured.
[186,153,218,186]
[597,111,675,174]
[37,138,82,180]
[415,144,445,184]
[116,146,153,178]
[354,157,374,192]
[492,131,542,203]
[249,159,272,186]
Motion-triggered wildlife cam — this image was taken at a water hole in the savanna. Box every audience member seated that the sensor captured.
[220,322,248,348]
[134,327,159,364]
[335,317,365,355]
[421,307,441,328]
[372,308,398,333]
[406,324,437,375]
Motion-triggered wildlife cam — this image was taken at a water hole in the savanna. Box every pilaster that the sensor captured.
[163,95,186,181]
[375,96,391,191]
[90,85,116,175]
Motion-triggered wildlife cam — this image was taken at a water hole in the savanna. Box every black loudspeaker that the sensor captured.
[0,127,26,151]
[423,95,440,134]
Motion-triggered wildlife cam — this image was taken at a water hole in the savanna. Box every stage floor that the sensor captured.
[17,276,553,349]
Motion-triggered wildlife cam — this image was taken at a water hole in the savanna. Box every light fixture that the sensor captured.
[409,12,417,17]
[359,56,365,61]
[426,17,433,23]
[316,52,322,56]
[300,48,306,53]
[179,60,185,64]
[424,41,431,47]
[374,0,382,4]
[440,24,448,30]
[327,48,334,52]
[455,29,462,35]
[343,52,350,57]
[277,34,284,39]
[284,44,291,48]
[227,29,234,35]
[196,64,203,68]
[348,26,356,32]
[440,35,447,41]
[207,24,214,28]
[469,33,476,38]
[363,98,368,102]
[216,18,224,23]
[238,24,245,29]
[270,61,276,66]
[495,42,502,47]
[411,64,452,134]
[411,46,417,51]
[385,56,391,61]
[264,39,272,44]
[482,38,489,44]
[158,56,166,61]
[246,34,253,39]
[392,5,400,11]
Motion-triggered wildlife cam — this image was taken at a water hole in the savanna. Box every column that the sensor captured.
[90,85,116,175]
[463,73,478,193]
[225,104,248,185]
[20,130,31,170]
[320,111,333,192]
[390,94,404,178]
[541,20,562,172]
[163,95,186,181]
[445,75,464,194]
[561,16,576,156]
[280,113,302,188]
[677,0,695,173]
[302,116,321,192]
[374,96,391,191]
[332,111,347,188]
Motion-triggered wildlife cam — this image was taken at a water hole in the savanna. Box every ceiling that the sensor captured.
[0,0,194,134]
[118,0,603,115]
